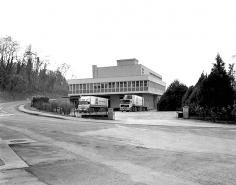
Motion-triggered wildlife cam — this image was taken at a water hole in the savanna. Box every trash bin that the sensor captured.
[108,108,115,120]
[177,111,183,118]
[183,106,189,119]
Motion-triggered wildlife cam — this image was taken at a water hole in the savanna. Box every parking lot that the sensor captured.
[115,110,177,120]
[114,110,232,128]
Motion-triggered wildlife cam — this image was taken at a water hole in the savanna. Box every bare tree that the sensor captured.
[0,36,19,90]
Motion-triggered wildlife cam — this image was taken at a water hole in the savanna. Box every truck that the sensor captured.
[120,95,147,112]
[78,96,108,113]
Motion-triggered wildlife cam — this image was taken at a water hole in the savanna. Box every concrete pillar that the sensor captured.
[143,94,154,110]
[153,95,158,109]
[110,94,120,109]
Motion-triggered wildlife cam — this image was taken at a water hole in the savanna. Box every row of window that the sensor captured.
[149,81,166,92]
[69,80,164,94]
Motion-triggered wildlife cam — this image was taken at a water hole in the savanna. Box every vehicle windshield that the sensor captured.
[125,95,132,99]
[79,101,90,105]
[121,100,130,104]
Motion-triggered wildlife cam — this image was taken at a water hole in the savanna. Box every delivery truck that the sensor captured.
[78,96,108,113]
[120,95,147,112]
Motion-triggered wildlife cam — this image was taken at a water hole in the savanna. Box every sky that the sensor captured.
[1,0,236,87]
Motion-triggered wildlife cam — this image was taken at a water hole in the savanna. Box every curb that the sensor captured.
[18,104,67,120]
[17,104,120,124]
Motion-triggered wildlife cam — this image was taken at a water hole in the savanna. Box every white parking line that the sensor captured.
[0,114,14,117]
[230,130,236,132]
[191,129,202,130]
[210,129,221,131]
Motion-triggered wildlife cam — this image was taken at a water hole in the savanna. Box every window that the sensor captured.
[86,84,89,93]
[126,95,132,99]
[76,84,79,90]
[124,81,127,91]
[112,82,115,88]
[112,82,115,92]
[124,82,127,88]
[128,81,131,87]
[116,82,119,88]
[97,83,100,90]
[144,81,148,91]
[132,81,135,87]
[136,81,139,91]
[90,83,93,93]
[101,83,104,92]
[82,84,86,93]
[120,82,124,92]
[116,82,119,92]
[69,85,72,91]
[104,83,108,89]
[140,81,143,87]
[75,84,79,93]
[144,81,147,87]
[79,84,83,93]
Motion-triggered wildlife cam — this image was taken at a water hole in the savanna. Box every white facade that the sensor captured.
[68,59,166,110]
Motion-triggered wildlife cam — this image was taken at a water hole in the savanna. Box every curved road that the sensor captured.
[1,101,236,185]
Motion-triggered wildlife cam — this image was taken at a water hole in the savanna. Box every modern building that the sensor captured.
[68,59,166,110]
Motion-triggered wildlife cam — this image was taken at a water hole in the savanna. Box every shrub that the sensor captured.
[41,102,52,112]
[58,99,74,115]
[31,95,50,109]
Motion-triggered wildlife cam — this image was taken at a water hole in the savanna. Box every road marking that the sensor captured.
[191,129,202,130]
[0,107,14,116]
[0,114,14,116]
[4,138,37,145]
[230,130,236,132]
[211,129,222,131]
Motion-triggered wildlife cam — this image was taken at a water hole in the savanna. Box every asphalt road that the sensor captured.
[1,101,236,185]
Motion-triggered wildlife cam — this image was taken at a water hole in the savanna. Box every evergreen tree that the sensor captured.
[198,53,235,120]
[188,72,207,105]
[157,79,188,111]
[228,63,236,91]
[182,85,194,106]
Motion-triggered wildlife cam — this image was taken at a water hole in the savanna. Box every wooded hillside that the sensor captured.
[0,36,69,98]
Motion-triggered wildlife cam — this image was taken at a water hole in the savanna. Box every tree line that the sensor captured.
[0,36,68,96]
[157,53,236,122]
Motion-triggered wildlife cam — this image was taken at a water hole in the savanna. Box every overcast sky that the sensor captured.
[1,0,236,87]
